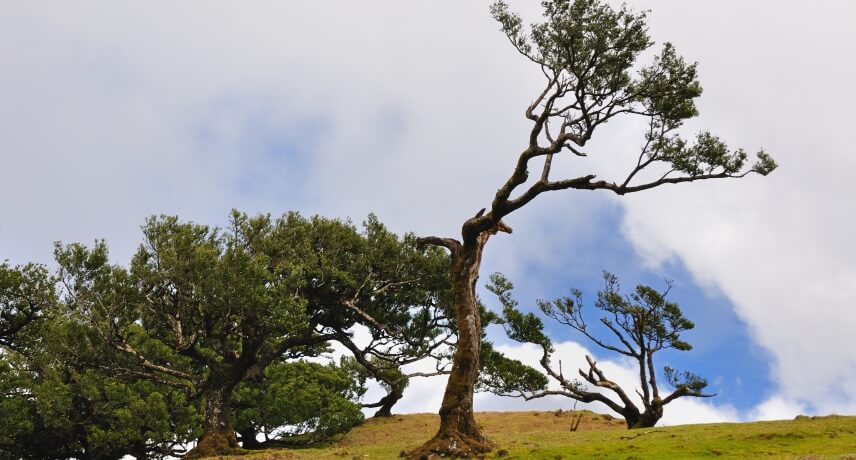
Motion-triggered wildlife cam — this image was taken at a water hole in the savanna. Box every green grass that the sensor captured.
[208,411,856,459]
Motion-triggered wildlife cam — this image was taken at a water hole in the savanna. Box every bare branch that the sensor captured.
[415,236,462,255]
[578,355,638,413]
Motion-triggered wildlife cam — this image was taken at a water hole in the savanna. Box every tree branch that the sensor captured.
[578,355,638,413]
[415,236,462,255]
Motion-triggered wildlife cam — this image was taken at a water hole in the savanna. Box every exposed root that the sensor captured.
[184,432,245,459]
[406,430,494,459]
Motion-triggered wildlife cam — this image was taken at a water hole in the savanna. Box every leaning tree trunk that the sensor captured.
[373,380,406,418]
[408,233,495,459]
[185,377,243,458]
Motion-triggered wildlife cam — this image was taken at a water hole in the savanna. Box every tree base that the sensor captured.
[373,408,394,418]
[406,429,494,459]
[184,432,246,459]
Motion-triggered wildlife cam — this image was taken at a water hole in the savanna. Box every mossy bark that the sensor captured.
[408,236,495,459]
[185,377,244,458]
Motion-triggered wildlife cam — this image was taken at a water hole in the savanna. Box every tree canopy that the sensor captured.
[0,211,455,458]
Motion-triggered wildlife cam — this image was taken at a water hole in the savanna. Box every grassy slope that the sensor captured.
[212,411,856,459]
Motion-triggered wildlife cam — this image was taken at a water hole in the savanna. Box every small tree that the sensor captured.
[336,293,454,419]
[343,352,451,419]
[409,0,774,456]
[487,272,712,429]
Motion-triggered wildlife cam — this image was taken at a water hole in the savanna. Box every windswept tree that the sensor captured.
[409,0,774,456]
[55,211,452,458]
[487,272,712,429]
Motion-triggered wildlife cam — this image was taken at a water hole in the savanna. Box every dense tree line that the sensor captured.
[0,212,452,458]
[0,211,534,459]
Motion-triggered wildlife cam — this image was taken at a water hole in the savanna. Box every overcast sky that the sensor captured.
[2,1,854,424]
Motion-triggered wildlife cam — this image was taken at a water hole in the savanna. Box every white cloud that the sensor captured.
[749,396,808,422]
[614,0,856,417]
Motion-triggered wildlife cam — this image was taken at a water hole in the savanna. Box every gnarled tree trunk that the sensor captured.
[628,406,663,429]
[373,380,405,418]
[185,377,242,458]
[409,227,504,459]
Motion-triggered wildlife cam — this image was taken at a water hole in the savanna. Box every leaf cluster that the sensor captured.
[233,360,365,444]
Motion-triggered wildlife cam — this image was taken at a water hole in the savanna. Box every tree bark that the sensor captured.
[408,231,498,459]
[373,381,405,418]
[629,407,663,429]
[622,403,663,429]
[185,377,243,458]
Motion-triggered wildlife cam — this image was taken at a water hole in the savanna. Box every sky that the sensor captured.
[2,1,855,425]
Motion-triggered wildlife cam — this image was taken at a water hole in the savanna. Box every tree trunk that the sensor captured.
[408,237,495,459]
[624,405,662,429]
[630,407,663,429]
[185,379,243,458]
[372,382,405,418]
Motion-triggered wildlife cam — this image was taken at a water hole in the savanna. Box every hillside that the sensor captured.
[208,411,856,459]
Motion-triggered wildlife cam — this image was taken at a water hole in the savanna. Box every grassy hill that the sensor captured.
[211,411,856,459]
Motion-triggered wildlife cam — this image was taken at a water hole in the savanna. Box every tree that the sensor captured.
[55,211,451,457]
[408,0,775,457]
[487,272,712,429]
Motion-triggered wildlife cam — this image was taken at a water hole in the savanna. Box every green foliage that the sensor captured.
[0,312,200,460]
[45,210,451,455]
[487,271,711,428]
[0,355,34,457]
[664,366,708,394]
[0,261,55,352]
[340,354,407,399]
[1,210,452,457]
[487,273,552,349]
[492,0,651,89]
[233,360,365,444]
[490,0,775,184]
[590,271,694,353]
[129,212,311,360]
[477,342,548,395]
